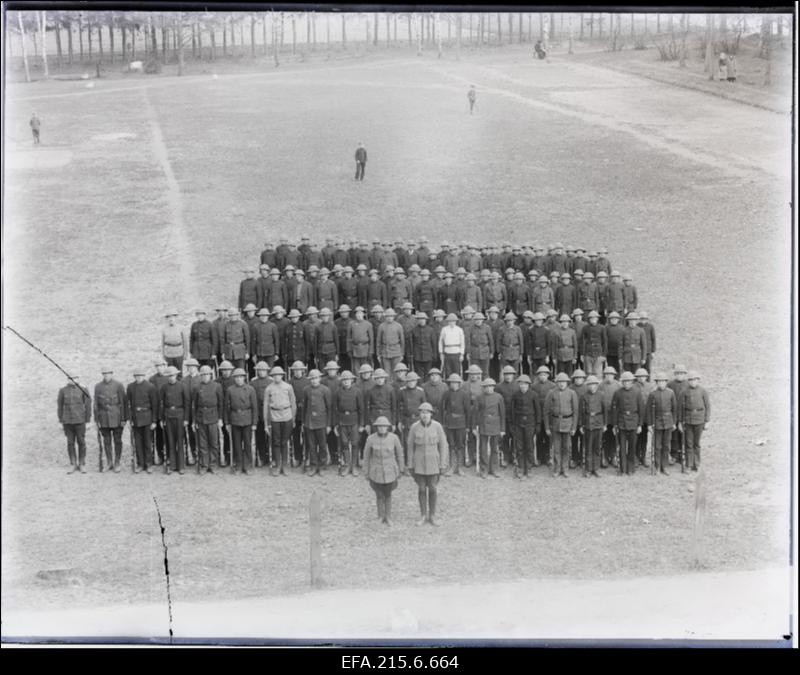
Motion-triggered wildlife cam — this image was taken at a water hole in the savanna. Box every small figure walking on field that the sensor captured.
[30,112,41,145]
[354,142,367,182]
[467,85,477,114]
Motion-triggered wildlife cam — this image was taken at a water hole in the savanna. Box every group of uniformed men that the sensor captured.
[56,237,711,522]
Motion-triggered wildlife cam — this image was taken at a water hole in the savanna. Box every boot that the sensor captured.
[79,464,87,474]
[67,465,78,475]
[384,495,393,526]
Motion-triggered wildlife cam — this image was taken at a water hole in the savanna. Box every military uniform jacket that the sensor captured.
[460,286,483,313]
[264,380,297,424]
[224,384,258,427]
[437,283,459,315]
[526,325,553,360]
[316,279,339,313]
[193,380,224,424]
[388,278,414,309]
[611,387,645,430]
[509,388,537,429]
[646,388,677,429]
[303,384,332,430]
[265,279,289,311]
[278,248,301,270]
[94,379,128,428]
[126,380,158,427]
[640,322,657,356]
[149,372,169,395]
[605,323,624,357]
[407,420,449,475]
[554,326,577,362]
[483,281,507,313]
[295,281,315,314]
[377,321,405,359]
[466,324,494,361]
[363,432,405,484]
[366,384,397,425]
[555,284,578,317]
[251,376,271,410]
[238,278,259,311]
[337,277,359,308]
[498,325,524,361]
[599,380,621,424]
[273,316,291,348]
[315,322,339,360]
[474,392,505,435]
[190,319,218,361]
[414,281,437,314]
[290,376,310,417]
[303,319,320,358]
[159,381,189,422]
[544,388,579,434]
[604,282,625,314]
[332,386,364,427]
[251,320,280,358]
[222,320,250,360]
[579,390,607,431]
[678,387,710,425]
[260,248,278,268]
[622,285,638,313]
[58,383,92,424]
[364,280,388,309]
[621,326,647,364]
[284,322,309,363]
[411,324,437,362]
[581,323,607,358]
[422,381,448,422]
[496,380,518,417]
[398,387,427,426]
[397,315,416,354]
[532,285,555,314]
[578,282,599,312]
[508,284,532,316]
[347,320,374,358]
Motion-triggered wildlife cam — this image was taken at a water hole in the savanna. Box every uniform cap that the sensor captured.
[467,364,483,375]
[516,374,532,384]
[393,362,409,372]
[199,365,213,375]
[502,365,517,375]
[560,272,571,279]
[522,310,534,320]
[384,308,397,317]
[133,367,147,376]
[444,272,455,278]
[588,310,600,319]
[269,366,285,376]
[415,312,429,320]
[409,264,421,272]
[481,378,497,387]
[585,375,600,385]
[623,273,633,281]
[571,369,586,379]
[654,372,669,382]
[290,361,307,371]
[243,303,257,312]
[635,368,649,378]
[332,265,343,272]
[572,308,584,316]
[537,366,551,375]
[487,306,500,314]
[354,306,366,314]
[166,366,180,377]
[546,309,558,317]
[550,271,560,278]
[555,372,570,382]
[219,361,234,370]
[447,373,463,383]
[687,371,701,380]
[462,305,475,314]
[514,272,525,280]
[308,369,322,379]
[288,309,301,318]
[325,361,340,371]
[284,265,296,272]
[528,270,538,277]
[165,310,178,317]
[307,265,320,273]
[232,368,247,377]
[434,266,446,274]
[272,306,286,315]
[504,312,517,321]
[574,269,584,276]
[356,264,367,271]
[420,268,431,276]
[538,275,549,283]
[339,370,355,380]
[372,369,389,379]
[257,308,270,316]
[603,366,617,375]
[319,307,332,316]
[101,366,114,374]
[371,305,384,313]
[465,273,476,281]
[474,312,486,320]
[626,312,639,321]
[427,367,442,375]
[195,309,207,315]
[373,416,391,428]
[338,304,351,313]
[455,267,467,275]
[295,269,306,276]
[596,271,608,278]
[638,310,649,319]
[620,371,635,382]
[369,268,379,276]
[358,363,374,374]
[394,267,405,276]
[584,272,595,279]
[184,358,200,368]
[405,372,420,381]
[433,309,447,318]
[446,313,459,322]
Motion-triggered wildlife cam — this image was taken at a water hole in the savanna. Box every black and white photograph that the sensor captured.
[1,4,796,649]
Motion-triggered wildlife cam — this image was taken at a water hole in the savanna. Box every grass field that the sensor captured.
[2,47,792,627]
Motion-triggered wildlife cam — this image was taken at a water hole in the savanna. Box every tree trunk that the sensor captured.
[18,11,31,82]
[291,15,296,54]
[589,13,594,38]
[67,19,74,64]
[161,16,166,61]
[110,21,116,64]
[178,13,184,75]
[704,13,714,77]
[568,13,574,54]
[191,21,196,58]
[436,13,442,57]
[408,14,413,47]
[386,13,391,45]
[87,20,93,61]
[341,14,346,50]
[393,13,397,44]
[469,14,474,46]
[251,13,256,56]
[78,14,83,61]
[373,12,378,46]
[280,13,284,48]
[263,14,268,55]
[240,17,244,48]
[273,13,280,66]
[497,13,502,43]
[210,22,216,60]
[54,13,63,68]
[121,25,126,63]
[223,17,227,56]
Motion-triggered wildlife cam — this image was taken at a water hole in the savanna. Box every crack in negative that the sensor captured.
[152,495,174,643]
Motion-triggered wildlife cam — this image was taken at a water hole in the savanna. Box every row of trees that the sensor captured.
[7,11,788,81]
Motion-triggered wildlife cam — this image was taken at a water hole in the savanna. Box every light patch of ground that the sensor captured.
[6,148,72,170]
[91,132,138,142]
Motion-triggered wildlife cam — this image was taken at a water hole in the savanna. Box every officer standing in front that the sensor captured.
[611,371,645,475]
[224,368,259,475]
[407,402,449,526]
[57,375,92,473]
[362,417,405,526]
[543,372,578,477]
[94,366,129,473]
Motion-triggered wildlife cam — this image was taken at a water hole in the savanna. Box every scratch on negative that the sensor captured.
[152,495,174,642]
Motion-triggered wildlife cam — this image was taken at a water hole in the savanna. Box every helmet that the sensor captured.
[588,310,600,319]
[574,269,584,276]
[324,360,340,371]
[373,416,391,428]
[402,301,413,310]
[165,366,180,377]
[635,368,649,378]
[583,272,594,279]
[232,368,247,377]
[307,369,322,379]
[536,366,550,375]
[447,373,463,384]
[687,371,701,380]
[427,367,442,375]
[269,366,285,376]
[415,312,429,320]
[504,312,517,321]
[372,369,389,379]
[474,312,486,320]
[555,372,570,383]
[502,365,517,375]
[446,313,459,322]
[639,310,649,319]
[133,367,147,376]
[608,311,621,320]
[596,271,608,278]
[384,308,397,317]
[319,307,332,316]
[290,361,307,371]
[198,365,213,375]
[626,312,639,321]
[306,306,319,315]
[184,358,199,368]
[532,312,545,321]
[393,362,409,372]
[462,305,474,315]
[338,304,351,313]
[405,372,420,381]
[572,308,584,316]
[559,314,571,322]
[603,366,618,375]
[517,374,532,384]
[481,378,496,387]
[522,310,534,320]
[467,364,483,375]
[339,370,355,380]
[585,375,600,385]
[358,363,374,374]
[654,372,669,382]
[255,361,270,371]
[560,272,571,279]
[673,364,687,373]
[571,369,586,379]
[538,275,549,283]
[623,273,633,281]
[257,308,270,316]
[371,305,384,313]
[219,361,234,371]
[620,371,635,382]
[288,309,301,318]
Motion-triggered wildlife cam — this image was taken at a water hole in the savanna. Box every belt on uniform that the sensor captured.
[231,407,250,411]
[135,407,150,411]
[552,414,573,418]
[164,342,182,347]
[689,408,704,412]
[270,405,291,411]
[167,406,182,410]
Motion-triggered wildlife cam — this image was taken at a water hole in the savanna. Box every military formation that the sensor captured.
[58,237,711,521]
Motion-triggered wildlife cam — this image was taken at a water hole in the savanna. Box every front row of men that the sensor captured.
[58,361,709,479]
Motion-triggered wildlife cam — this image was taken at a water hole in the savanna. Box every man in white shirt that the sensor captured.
[438,313,465,380]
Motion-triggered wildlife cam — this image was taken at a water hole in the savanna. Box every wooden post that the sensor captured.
[691,466,707,569]
[310,490,322,587]
[17,11,31,83]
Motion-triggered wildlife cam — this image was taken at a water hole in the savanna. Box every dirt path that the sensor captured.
[3,567,791,642]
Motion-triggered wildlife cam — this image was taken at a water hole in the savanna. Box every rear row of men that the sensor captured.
[58,361,709,480]
[162,303,657,385]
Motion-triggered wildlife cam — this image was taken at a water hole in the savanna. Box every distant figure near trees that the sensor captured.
[354,142,367,182]
[467,85,477,114]
[29,113,41,145]
[534,40,547,60]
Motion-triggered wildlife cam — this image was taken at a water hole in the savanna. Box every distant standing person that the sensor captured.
[354,142,367,182]
[534,40,547,60]
[30,113,41,145]
[467,85,477,114]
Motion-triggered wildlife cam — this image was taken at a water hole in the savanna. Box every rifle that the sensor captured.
[614,426,621,475]
[216,424,222,470]
[196,425,201,475]
[580,427,586,476]
[129,424,136,473]
[151,426,158,466]
[473,428,480,475]
[227,424,234,473]
[97,426,104,472]
[681,422,687,474]
[650,423,656,476]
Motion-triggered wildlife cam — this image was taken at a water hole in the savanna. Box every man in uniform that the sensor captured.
[554,314,578,377]
[316,268,339,314]
[192,365,223,472]
[611,371,645,475]
[422,367,447,425]
[224,368,259,475]
[260,242,278,269]
[190,309,218,369]
[638,311,657,378]
[667,364,689,464]
[441,373,470,476]
[532,275,555,316]
[678,372,710,471]
[510,374,539,478]
[251,361,272,467]
[338,268,360,312]
[182,358,201,465]
[414,268,437,316]
[148,360,169,464]
[127,368,159,473]
[94,367,129,473]
[283,309,309,367]
[532,366,555,466]
[579,374,606,477]
[250,307,280,371]
[555,272,578,317]
[570,369,588,469]
[580,310,606,379]
[646,372,677,475]
[508,272,532,317]
[600,366,621,467]
[222,307,250,371]
[396,301,417,369]
[159,366,189,475]
[30,112,41,144]
[543,372,579,477]
[264,365,297,476]
[397,371,427,467]
[622,273,639,315]
[467,84,477,113]
[438,272,460,316]
[265,268,289,316]
[605,311,624,374]
[578,271,599,315]
[315,307,339,368]
[215,361,236,466]
[483,271,507,316]
[303,369,333,476]
[407,402,448,526]
[527,312,553,376]
[497,312,523,374]
[621,311,647,375]
[411,311,437,379]
[332,370,364,476]
[495,365,518,467]
[57,374,92,473]
[162,310,187,374]
[466,311,494,378]
[634,367,654,467]
[473,378,505,478]
[604,271,625,319]
[238,268,259,313]
[377,307,405,376]
[211,304,228,364]
[363,416,405,525]
[334,305,353,372]
[289,361,310,468]
[347,306,374,374]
